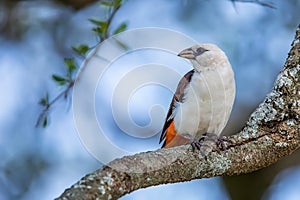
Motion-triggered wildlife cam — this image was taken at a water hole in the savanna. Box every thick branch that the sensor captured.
[57,24,300,200]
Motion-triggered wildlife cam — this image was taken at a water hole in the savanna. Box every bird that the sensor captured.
[159,43,235,150]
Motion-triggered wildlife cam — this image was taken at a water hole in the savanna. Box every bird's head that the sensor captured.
[178,43,229,72]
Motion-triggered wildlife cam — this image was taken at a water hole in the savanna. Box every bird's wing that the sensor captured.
[159,69,195,146]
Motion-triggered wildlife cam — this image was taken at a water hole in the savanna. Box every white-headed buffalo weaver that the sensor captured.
[159,44,235,149]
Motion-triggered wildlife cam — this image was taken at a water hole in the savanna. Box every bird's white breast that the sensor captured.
[173,66,235,139]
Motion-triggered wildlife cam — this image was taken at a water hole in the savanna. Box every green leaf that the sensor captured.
[100,1,114,6]
[39,98,47,106]
[113,22,127,35]
[72,44,89,56]
[92,27,103,35]
[52,74,68,85]
[89,19,108,28]
[64,58,77,73]
[99,22,108,33]
[89,18,101,26]
[114,0,122,8]
[89,19,108,36]
[39,93,49,106]
[42,116,48,127]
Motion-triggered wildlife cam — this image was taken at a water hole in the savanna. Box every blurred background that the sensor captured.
[0,0,300,199]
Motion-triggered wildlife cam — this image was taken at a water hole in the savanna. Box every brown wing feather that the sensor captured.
[159,69,195,145]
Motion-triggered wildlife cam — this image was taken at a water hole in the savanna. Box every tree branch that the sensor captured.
[56,24,300,200]
[229,0,276,8]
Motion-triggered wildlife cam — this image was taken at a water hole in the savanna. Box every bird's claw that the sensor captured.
[190,139,212,157]
[216,136,232,151]
[190,133,232,156]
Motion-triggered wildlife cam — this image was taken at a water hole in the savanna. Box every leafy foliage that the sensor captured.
[114,22,127,35]
[36,0,127,127]
[37,93,49,127]
[71,45,89,57]
[52,74,69,85]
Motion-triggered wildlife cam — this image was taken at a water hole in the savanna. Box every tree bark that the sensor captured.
[56,24,300,200]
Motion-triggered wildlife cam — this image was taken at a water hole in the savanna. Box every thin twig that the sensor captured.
[230,0,276,9]
[36,1,125,127]
[35,81,74,127]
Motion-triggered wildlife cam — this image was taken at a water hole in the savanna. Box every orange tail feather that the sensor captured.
[163,121,190,148]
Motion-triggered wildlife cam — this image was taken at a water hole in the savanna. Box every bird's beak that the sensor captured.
[177,48,195,59]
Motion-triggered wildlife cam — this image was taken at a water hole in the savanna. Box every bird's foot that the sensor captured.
[190,139,212,157]
[201,133,232,151]
[190,133,232,156]
[216,136,232,151]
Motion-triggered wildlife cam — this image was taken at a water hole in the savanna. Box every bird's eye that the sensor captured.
[196,47,208,55]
